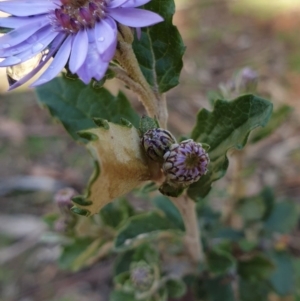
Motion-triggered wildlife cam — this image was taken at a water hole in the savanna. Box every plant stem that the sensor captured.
[115,27,167,128]
[171,194,204,263]
[225,150,245,228]
[115,26,202,263]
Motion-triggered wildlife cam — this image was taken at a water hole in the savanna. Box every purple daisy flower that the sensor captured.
[0,0,163,90]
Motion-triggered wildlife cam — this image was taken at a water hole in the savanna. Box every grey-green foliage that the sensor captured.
[132,0,185,93]
[188,94,273,201]
[269,251,295,296]
[35,76,139,141]
[114,211,183,251]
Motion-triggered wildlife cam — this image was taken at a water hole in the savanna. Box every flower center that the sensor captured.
[52,0,108,33]
[184,153,201,169]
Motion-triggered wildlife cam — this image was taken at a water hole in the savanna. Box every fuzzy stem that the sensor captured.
[171,194,204,263]
[114,28,167,128]
[224,150,245,228]
[114,26,202,263]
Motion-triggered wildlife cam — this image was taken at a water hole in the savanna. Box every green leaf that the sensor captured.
[109,291,138,301]
[35,76,139,141]
[269,251,295,296]
[114,244,159,277]
[139,115,159,136]
[205,276,236,301]
[237,195,266,223]
[250,104,292,143]
[239,279,270,301]
[114,211,182,251]
[165,278,187,298]
[133,244,160,264]
[114,250,135,276]
[260,187,275,221]
[238,254,274,281]
[264,201,298,234]
[152,196,185,231]
[132,0,185,93]
[238,239,257,252]
[62,238,111,272]
[58,238,94,270]
[207,248,236,275]
[100,198,135,229]
[159,182,185,198]
[295,259,300,297]
[188,94,273,201]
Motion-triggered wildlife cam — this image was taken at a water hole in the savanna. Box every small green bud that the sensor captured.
[139,115,160,136]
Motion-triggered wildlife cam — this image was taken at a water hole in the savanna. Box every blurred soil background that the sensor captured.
[1,0,300,300]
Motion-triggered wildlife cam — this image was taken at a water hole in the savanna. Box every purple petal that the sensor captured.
[121,0,151,8]
[136,27,141,39]
[100,37,117,62]
[0,15,46,29]
[0,25,55,57]
[8,33,66,90]
[31,35,72,86]
[0,17,49,49]
[0,28,58,67]
[108,8,163,27]
[94,17,117,61]
[108,0,130,8]
[76,42,109,84]
[0,1,56,17]
[69,29,88,73]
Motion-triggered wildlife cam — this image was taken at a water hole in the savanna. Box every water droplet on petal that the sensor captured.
[27,34,38,44]
[38,78,48,84]
[31,43,44,53]
[10,56,22,64]
[3,44,11,49]
[98,36,105,42]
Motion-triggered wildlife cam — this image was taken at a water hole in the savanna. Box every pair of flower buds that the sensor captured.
[141,128,210,187]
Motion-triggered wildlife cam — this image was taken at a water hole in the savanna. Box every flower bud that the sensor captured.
[163,139,209,186]
[54,187,77,214]
[130,262,154,291]
[141,128,176,162]
[53,188,78,234]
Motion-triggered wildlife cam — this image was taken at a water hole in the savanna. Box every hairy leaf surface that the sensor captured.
[35,76,139,141]
[188,95,272,201]
[115,211,183,251]
[132,0,185,93]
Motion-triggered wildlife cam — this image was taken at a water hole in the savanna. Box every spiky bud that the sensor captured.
[130,261,154,291]
[163,139,209,186]
[141,128,176,162]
